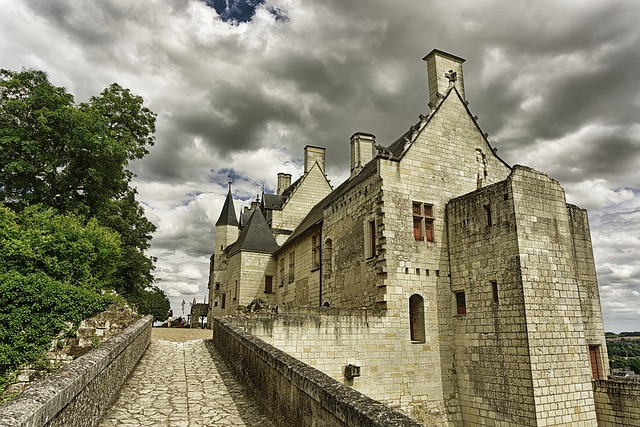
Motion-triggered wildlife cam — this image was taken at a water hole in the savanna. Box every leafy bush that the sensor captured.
[0,206,118,392]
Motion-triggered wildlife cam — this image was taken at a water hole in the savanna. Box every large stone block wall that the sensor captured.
[568,204,609,368]
[593,378,640,426]
[213,316,424,427]
[448,178,538,425]
[276,223,322,307]
[321,165,384,309]
[0,315,151,427]
[511,166,598,426]
[226,308,452,426]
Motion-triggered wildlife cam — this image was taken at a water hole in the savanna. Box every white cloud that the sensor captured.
[2,0,640,331]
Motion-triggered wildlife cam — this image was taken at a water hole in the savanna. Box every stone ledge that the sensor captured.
[0,315,152,427]
[214,317,423,427]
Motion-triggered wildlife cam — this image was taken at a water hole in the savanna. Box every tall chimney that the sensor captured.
[423,49,466,107]
[350,132,375,178]
[304,145,326,174]
[277,173,292,195]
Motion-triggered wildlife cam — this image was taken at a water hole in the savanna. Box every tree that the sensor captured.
[128,286,171,322]
[0,68,160,298]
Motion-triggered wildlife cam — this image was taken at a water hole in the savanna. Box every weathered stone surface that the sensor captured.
[97,330,273,427]
[593,377,640,426]
[214,317,424,427]
[0,316,151,427]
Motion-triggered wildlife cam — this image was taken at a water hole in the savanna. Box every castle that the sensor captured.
[207,49,610,426]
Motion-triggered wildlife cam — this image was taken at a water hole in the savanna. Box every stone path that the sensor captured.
[97,329,274,427]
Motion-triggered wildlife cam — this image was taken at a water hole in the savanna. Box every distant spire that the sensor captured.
[216,183,239,227]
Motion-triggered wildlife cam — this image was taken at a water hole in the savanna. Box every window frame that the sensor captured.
[288,252,295,283]
[413,202,434,242]
[312,234,321,270]
[264,275,273,294]
[455,291,467,315]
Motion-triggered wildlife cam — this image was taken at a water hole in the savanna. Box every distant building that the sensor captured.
[207,49,609,426]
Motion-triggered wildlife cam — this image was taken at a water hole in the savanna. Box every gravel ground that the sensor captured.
[151,327,213,342]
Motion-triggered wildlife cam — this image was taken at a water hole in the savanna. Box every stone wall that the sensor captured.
[593,378,640,426]
[225,308,451,425]
[0,316,151,427]
[213,316,424,427]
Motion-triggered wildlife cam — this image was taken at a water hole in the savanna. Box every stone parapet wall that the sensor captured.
[213,317,424,427]
[221,307,451,425]
[593,378,640,426]
[0,315,152,427]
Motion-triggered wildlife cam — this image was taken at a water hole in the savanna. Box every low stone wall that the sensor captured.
[593,377,640,426]
[0,315,152,427]
[223,307,450,424]
[213,317,424,427]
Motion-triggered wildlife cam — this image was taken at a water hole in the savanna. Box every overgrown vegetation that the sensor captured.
[606,332,640,374]
[0,69,169,393]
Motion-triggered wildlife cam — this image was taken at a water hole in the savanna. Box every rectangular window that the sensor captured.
[312,234,321,269]
[215,282,220,290]
[366,219,377,258]
[234,280,238,300]
[264,275,273,294]
[413,217,423,241]
[279,258,285,286]
[288,252,295,282]
[413,202,434,242]
[455,292,466,315]
[491,280,499,304]
[221,293,226,309]
[484,204,492,226]
[589,345,600,379]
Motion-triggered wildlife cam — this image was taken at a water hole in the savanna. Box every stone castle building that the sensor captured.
[207,49,609,426]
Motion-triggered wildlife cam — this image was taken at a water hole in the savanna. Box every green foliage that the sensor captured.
[0,69,158,295]
[610,357,640,374]
[0,205,121,289]
[128,286,171,321]
[0,205,119,390]
[0,70,169,393]
[607,338,640,374]
[0,271,112,388]
[607,339,640,358]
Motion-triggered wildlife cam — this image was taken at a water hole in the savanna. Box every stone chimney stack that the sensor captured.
[277,173,292,195]
[350,132,376,178]
[423,49,466,107]
[304,145,326,174]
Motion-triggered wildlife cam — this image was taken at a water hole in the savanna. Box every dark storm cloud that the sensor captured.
[3,0,640,329]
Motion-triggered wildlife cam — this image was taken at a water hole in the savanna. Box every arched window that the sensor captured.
[409,294,425,343]
[323,238,333,277]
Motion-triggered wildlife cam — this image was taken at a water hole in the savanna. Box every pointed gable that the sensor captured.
[229,208,279,255]
[216,188,239,227]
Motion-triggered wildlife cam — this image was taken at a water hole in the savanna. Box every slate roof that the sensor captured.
[262,193,286,210]
[215,188,239,227]
[228,208,279,256]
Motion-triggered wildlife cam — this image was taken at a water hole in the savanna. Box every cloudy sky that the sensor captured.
[1,0,639,331]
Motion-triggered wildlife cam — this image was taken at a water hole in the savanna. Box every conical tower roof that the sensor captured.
[216,188,239,227]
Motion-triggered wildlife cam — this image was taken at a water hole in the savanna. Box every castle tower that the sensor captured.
[215,184,239,254]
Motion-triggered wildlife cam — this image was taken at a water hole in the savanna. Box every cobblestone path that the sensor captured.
[98,330,274,427]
